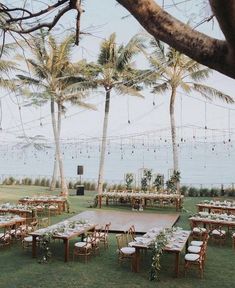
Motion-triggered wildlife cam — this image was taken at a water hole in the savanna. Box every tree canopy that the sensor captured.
[0,1,235,79]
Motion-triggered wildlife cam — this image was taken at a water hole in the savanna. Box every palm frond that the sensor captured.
[0,59,18,73]
[17,74,42,86]
[152,82,169,94]
[189,68,212,82]
[98,33,117,66]
[115,84,144,97]
[149,38,166,63]
[192,83,234,103]
[116,34,145,71]
[64,80,98,92]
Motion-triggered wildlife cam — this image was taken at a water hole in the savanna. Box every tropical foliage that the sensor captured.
[17,32,95,195]
[148,40,234,174]
[73,33,145,206]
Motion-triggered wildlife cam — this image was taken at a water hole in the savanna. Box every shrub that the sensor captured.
[188,187,199,197]
[226,188,235,197]
[210,188,220,197]
[68,181,74,189]
[2,177,16,185]
[55,180,60,188]
[34,178,41,186]
[180,185,188,196]
[90,183,96,191]
[46,179,50,187]
[40,178,46,187]
[103,182,108,190]
[199,188,210,197]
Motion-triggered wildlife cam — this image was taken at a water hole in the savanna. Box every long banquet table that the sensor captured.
[189,213,235,230]
[196,201,235,215]
[102,191,184,211]
[30,215,96,262]
[19,196,68,214]
[0,214,26,228]
[129,227,190,277]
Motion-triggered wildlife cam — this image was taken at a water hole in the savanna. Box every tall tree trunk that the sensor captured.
[50,99,68,196]
[57,101,68,196]
[50,154,58,190]
[97,89,111,208]
[50,99,58,191]
[170,87,179,170]
[170,87,180,193]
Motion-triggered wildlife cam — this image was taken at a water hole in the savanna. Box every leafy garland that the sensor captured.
[38,233,52,264]
[149,228,173,281]
[37,219,89,264]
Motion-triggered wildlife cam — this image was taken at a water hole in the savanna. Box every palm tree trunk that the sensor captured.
[170,87,180,193]
[50,98,58,191]
[50,154,58,190]
[57,101,68,196]
[97,89,111,208]
[170,87,178,171]
[50,99,68,196]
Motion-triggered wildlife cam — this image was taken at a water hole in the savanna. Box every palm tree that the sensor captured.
[17,32,95,196]
[81,33,145,207]
[148,40,234,189]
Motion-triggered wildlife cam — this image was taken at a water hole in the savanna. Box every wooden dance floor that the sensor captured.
[75,210,180,233]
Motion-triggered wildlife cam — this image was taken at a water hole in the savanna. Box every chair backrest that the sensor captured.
[126,225,135,244]
[116,234,127,250]
[104,222,111,235]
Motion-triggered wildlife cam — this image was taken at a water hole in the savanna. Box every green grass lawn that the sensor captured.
[0,185,234,288]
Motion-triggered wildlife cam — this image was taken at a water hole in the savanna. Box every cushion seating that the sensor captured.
[185,253,200,261]
[0,233,11,239]
[74,242,92,249]
[193,227,207,233]
[211,229,226,235]
[23,236,40,242]
[188,245,201,253]
[190,240,203,246]
[120,247,135,254]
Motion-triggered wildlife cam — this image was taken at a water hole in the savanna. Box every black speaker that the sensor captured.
[76,185,84,196]
[77,165,84,175]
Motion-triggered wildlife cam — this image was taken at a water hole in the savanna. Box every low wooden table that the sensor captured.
[130,230,190,277]
[30,217,95,262]
[189,216,235,231]
[103,192,183,211]
[19,196,67,214]
[196,203,235,214]
[0,215,26,228]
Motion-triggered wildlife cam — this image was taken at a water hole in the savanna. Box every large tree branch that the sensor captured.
[117,0,235,79]
[209,0,235,65]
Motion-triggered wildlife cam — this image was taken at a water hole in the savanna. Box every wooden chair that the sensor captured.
[210,224,226,245]
[190,221,208,241]
[188,233,209,270]
[0,225,12,247]
[126,225,136,244]
[21,218,39,248]
[88,229,100,256]
[190,231,209,248]
[184,245,206,278]
[73,232,95,263]
[116,233,136,271]
[96,222,111,249]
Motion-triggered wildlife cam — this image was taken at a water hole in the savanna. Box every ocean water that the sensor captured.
[0,141,234,187]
